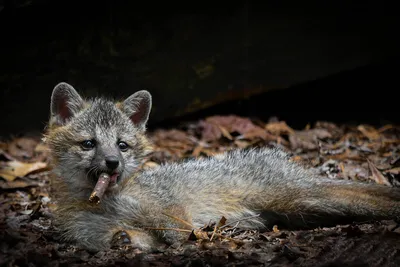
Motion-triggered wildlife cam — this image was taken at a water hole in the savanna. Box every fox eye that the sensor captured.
[118,141,129,152]
[80,140,96,150]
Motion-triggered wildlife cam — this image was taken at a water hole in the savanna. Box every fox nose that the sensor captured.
[105,156,119,170]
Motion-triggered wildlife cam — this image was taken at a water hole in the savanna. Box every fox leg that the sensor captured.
[54,208,157,251]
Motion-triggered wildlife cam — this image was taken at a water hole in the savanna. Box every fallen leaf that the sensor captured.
[289,129,332,150]
[358,125,380,141]
[385,167,400,175]
[191,145,204,157]
[0,179,32,189]
[367,159,392,186]
[339,163,369,181]
[0,160,48,181]
[18,210,33,215]
[234,140,251,149]
[217,216,227,228]
[217,125,233,140]
[199,115,269,142]
[314,121,344,138]
[378,124,399,133]
[6,137,39,161]
[0,148,17,161]
[265,121,295,135]
[189,229,209,241]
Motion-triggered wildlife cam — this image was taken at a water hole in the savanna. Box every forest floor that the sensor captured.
[1,115,400,266]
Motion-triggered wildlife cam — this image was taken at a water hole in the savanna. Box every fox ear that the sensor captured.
[50,82,85,126]
[122,90,152,130]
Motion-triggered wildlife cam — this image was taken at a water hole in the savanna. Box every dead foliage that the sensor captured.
[1,116,400,266]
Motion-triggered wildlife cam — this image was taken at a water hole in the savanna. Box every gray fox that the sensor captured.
[45,82,400,251]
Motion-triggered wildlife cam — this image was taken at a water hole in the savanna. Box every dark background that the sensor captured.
[1,1,399,137]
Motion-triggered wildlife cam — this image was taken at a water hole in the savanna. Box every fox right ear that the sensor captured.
[122,90,152,130]
[50,82,85,126]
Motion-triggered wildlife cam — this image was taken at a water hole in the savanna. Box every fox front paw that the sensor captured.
[111,230,132,247]
[111,229,156,251]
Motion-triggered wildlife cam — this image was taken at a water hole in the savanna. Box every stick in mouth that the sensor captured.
[89,173,110,204]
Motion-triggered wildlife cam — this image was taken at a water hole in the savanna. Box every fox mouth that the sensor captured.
[88,170,121,186]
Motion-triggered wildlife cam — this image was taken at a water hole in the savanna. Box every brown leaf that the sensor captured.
[0,179,35,189]
[367,159,392,186]
[233,140,251,149]
[0,148,17,161]
[358,125,381,141]
[6,137,40,161]
[189,229,209,241]
[289,129,332,150]
[265,121,295,135]
[339,163,369,181]
[241,128,276,141]
[325,149,364,162]
[199,115,269,141]
[314,121,344,138]
[191,145,204,157]
[217,216,227,228]
[151,129,194,153]
[385,167,400,175]
[198,121,222,142]
[217,125,233,140]
[0,160,48,182]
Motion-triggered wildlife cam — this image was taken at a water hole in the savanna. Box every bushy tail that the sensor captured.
[257,180,400,229]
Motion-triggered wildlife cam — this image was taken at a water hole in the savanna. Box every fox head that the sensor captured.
[45,82,153,198]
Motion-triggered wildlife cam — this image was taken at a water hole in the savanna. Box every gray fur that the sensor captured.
[47,83,400,251]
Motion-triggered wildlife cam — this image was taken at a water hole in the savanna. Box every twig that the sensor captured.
[161,212,194,228]
[144,227,192,233]
[209,224,218,241]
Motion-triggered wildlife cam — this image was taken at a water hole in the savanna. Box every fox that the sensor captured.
[44,82,400,251]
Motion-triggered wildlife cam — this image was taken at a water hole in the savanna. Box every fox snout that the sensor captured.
[105,155,120,170]
[91,149,123,175]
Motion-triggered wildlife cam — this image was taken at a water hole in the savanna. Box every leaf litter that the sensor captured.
[1,117,400,266]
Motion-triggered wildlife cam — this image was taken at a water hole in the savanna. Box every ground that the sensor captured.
[1,115,399,266]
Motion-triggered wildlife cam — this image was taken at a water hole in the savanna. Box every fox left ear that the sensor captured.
[50,82,85,126]
[122,90,152,130]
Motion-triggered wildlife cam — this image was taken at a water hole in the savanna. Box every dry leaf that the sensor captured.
[0,160,48,182]
[0,179,33,189]
[217,125,233,140]
[385,167,400,175]
[339,163,369,181]
[19,210,33,215]
[358,125,380,141]
[6,137,39,160]
[289,129,332,150]
[234,140,251,149]
[265,121,295,135]
[191,145,203,157]
[217,216,227,228]
[367,159,392,186]
[240,128,275,141]
[189,229,209,240]
[199,115,269,142]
